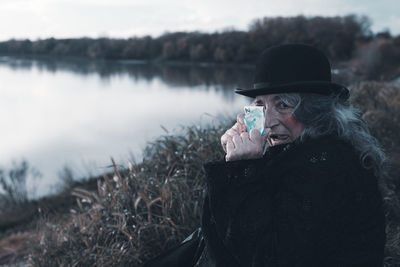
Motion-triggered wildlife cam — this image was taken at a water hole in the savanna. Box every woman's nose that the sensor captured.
[265,109,278,129]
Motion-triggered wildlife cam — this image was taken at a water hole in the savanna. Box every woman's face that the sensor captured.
[254,94,304,147]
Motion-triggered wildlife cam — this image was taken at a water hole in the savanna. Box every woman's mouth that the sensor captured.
[269,134,289,142]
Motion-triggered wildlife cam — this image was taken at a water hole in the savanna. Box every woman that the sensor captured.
[145,44,386,266]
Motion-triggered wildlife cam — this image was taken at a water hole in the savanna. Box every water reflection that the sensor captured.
[0,55,254,90]
[0,56,252,198]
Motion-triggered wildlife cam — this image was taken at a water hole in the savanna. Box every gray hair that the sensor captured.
[278,92,387,178]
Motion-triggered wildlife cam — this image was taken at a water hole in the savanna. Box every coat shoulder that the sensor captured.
[272,135,366,192]
[287,135,358,171]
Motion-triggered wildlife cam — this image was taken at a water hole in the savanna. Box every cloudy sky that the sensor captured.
[0,0,399,41]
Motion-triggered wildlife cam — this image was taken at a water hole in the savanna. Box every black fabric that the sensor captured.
[144,134,386,267]
[144,228,204,267]
[235,44,349,100]
[199,134,386,267]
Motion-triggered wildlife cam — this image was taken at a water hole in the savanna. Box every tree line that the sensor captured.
[0,15,397,64]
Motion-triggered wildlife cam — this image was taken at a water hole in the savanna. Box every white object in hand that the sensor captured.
[244,106,265,136]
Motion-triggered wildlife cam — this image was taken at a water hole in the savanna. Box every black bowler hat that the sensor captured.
[235,44,349,100]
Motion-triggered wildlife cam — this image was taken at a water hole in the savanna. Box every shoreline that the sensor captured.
[0,52,256,69]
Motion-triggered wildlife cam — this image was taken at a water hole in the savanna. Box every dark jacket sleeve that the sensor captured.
[202,157,277,266]
[202,143,386,267]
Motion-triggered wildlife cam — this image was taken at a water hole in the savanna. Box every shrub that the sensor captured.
[350,82,400,153]
[351,82,400,266]
[29,124,227,266]
[0,160,41,209]
[352,38,400,81]
[29,82,400,266]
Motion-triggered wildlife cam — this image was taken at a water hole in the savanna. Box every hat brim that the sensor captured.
[235,81,349,99]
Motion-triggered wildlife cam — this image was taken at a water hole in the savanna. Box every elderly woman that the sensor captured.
[145,44,386,267]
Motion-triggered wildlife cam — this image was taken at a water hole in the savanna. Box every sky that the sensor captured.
[0,0,399,41]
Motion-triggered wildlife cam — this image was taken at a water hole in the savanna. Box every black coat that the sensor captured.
[145,135,386,267]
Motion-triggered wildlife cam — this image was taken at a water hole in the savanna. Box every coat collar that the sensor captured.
[263,134,344,161]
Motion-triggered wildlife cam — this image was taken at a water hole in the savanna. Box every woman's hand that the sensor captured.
[221,114,265,162]
[221,114,246,153]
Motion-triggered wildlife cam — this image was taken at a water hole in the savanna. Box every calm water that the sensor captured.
[0,56,253,198]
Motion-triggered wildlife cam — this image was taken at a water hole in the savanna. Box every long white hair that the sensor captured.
[278,92,387,178]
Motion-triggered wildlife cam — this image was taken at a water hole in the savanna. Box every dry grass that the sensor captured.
[351,81,400,153]
[26,82,400,266]
[28,124,226,266]
[0,232,30,264]
[351,82,400,266]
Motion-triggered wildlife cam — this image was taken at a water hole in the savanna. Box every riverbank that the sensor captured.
[1,81,400,266]
[0,122,227,265]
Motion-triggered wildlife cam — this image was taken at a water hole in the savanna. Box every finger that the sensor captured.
[237,114,246,133]
[226,139,235,153]
[225,122,241,136]
[249,129,262,144]
[221,133,231,145]
[237,113,245,125]
[221,134,232,152]
[232,135,242,148]
[228,123,241,135]
[239,123,247,133]
[240,131,250,141]
[239,132,250,148]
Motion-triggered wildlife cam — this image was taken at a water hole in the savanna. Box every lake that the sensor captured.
[0,56,253,198]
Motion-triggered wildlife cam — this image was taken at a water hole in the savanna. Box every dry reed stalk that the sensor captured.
[27,92,400,266]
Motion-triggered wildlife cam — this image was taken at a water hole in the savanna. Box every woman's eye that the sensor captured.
[277,101,289,109]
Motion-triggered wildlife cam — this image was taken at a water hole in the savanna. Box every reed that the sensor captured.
[28,82,400,266]
[29,124,227,266]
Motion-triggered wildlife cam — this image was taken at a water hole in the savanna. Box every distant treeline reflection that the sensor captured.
[0,55,255,92]
[0,15,386,63]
